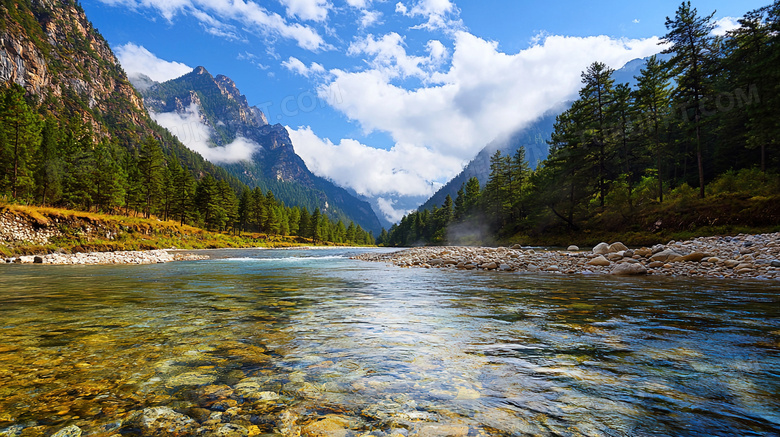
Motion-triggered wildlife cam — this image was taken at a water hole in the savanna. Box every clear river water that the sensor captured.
[0,248,779,437]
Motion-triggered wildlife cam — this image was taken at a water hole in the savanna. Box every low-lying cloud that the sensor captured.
[151,103,260,164]
[115,43,192,83]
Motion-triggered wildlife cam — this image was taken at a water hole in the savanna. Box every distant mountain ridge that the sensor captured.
[140,67,383,233]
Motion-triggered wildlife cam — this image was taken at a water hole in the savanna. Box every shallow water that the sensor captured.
[1,248,779,436]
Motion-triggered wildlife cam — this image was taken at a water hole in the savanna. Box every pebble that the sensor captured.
[0,250,208,265]
[354,233,780,280]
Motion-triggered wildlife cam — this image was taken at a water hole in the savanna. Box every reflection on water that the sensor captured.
[0,248,779,436]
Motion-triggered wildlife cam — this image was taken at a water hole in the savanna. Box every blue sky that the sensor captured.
[82,0,768,222]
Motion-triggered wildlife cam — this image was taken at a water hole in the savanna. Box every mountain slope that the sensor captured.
[141,67,383,234]
[0,0,252,193]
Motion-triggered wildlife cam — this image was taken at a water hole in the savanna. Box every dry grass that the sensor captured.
[0,204,343,257]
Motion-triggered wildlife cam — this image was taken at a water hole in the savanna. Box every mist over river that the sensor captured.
[1,248,779,436]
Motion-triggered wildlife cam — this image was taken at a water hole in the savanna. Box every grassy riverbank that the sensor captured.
[0,204,351,258]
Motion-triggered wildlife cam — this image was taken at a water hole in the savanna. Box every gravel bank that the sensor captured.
[354,233,780,280]
[3,249,209,265]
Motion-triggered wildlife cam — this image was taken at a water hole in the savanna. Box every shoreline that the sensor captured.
[353,233,780,280]
[1,245,375,265]
[3,249,209,265]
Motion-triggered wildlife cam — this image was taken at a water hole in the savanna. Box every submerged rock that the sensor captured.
[302,416,350,437]
[132,406,197,436]
[51,426,82,437]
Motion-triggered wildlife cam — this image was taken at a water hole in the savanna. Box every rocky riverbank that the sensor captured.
[354,233,780,280]
[3,249,209,265]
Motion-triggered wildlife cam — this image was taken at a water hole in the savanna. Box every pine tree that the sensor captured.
[138,136,164,218]
[34,118,62,206]
[92,140,126,212]
[579,61,615,208]
[238,189,253,236]
[635,55,672,202]
[310,208,322,241]
[170,158,195,225]
[0,85,41,200]
[663,1,716,197]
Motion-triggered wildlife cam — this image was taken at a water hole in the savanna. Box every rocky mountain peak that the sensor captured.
[193,65,209,76]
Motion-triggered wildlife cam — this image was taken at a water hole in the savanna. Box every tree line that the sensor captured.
[380,1,780,246]
[0,84,374,245]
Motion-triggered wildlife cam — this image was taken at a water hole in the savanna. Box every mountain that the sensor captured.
[0,0,251,190]
[140,67,383,234]
[420,108,560,211]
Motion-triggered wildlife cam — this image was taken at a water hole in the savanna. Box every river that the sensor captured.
[0,248,779,436]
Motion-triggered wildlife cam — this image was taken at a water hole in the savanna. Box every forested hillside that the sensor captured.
[0,0,374,246]
[382,1,780,247]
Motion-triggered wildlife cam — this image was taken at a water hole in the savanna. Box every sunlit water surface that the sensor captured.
[1,248,779,436]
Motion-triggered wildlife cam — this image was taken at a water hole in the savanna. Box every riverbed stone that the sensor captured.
[301,416,349,437]
[587,256,610,266]
[212,423,249,437]
[567,245,579,251]
[610,263,647,276]
[168,371,217,386]
[133,407,197,436]
[772,260,780,267]
[681,252,706,262]
[51,426,82,437]
[634,247,652,257]
[650,249,680,262]
[608,242,628,253]
[592,243,610,255]
[410,424,469,437]
[648,261,665,268]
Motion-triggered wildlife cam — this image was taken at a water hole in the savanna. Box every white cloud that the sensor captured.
[115,43,192,82]
[396,0,461,31]
[287,126,459,198]
[321,32,663,164]
[151,103,260,163]
[376,197,413,223]
[359,9,382,28]
[713,16,740,36]
[284,31,663,222]
[347,33,449,79]
[347,0,369,8]
[633,19,640,24]
[278,0,330,22]
[281,56,326,77]
[97,0,327,50]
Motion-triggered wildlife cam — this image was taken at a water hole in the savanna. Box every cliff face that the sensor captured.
[0,0,146,138]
